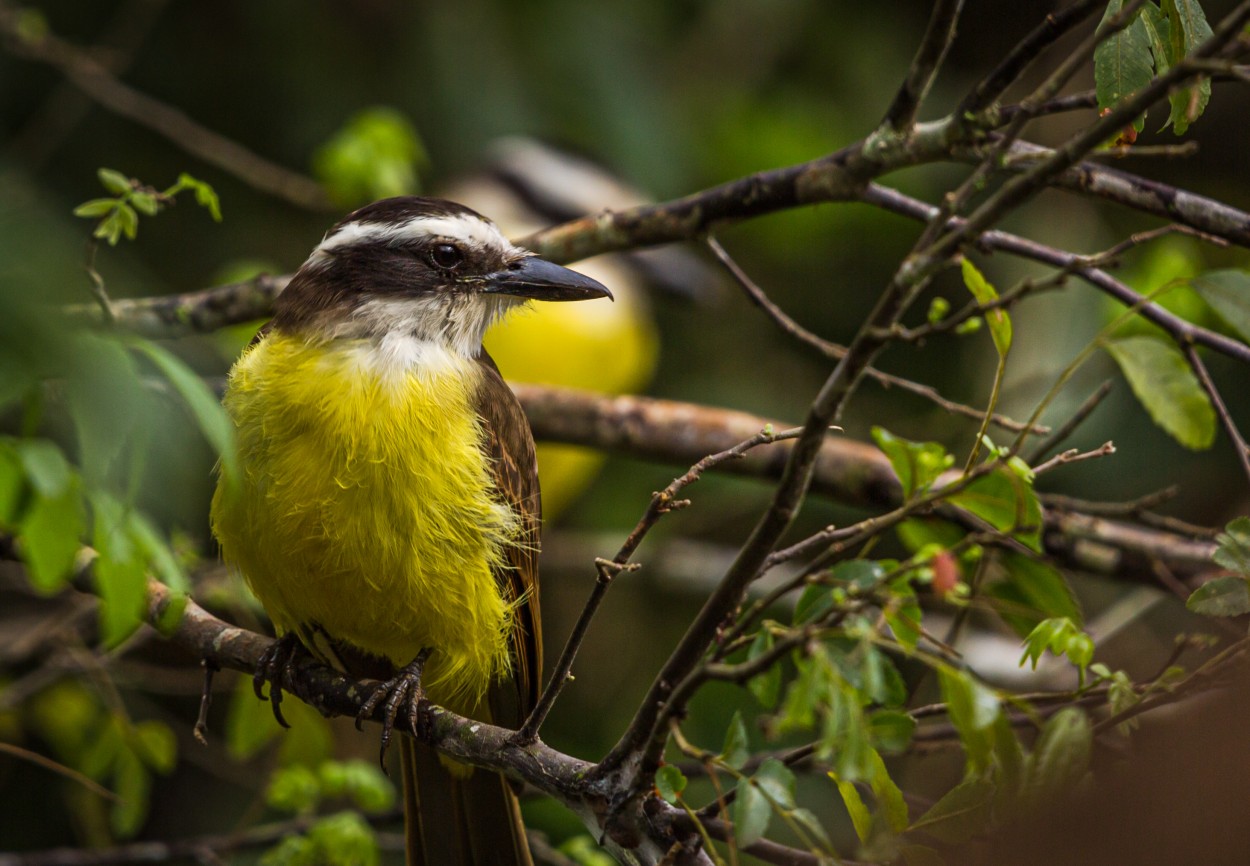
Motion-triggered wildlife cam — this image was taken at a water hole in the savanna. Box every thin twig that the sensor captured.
[957,0,1104,118]
[1182,343,1250,484]
[705,235,1045,434]
[0,1,331,211]
[1026,380,1115,463]
[861,184,1250,366]
[517,426,804,743]
[0,742,119,803]
[1033,441,1116,475]
[879,0,966,132]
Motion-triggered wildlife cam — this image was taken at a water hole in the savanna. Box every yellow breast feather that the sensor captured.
[210,332,518,714]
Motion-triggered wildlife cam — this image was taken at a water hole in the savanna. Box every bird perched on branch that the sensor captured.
[210,196,612,866]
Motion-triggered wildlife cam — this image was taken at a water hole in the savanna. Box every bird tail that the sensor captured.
[401,737,533,866]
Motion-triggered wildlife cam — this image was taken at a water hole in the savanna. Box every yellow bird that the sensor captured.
[211,196,611,866]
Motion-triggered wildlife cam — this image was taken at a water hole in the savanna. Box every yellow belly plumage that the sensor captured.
[210,332,518,715]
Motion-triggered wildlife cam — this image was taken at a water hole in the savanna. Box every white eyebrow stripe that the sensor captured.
[311,213,512,261]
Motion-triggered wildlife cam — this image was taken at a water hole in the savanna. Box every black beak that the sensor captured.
[480,256,613,302]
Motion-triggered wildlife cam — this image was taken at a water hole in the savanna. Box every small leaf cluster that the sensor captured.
[1094,0,1214,135]
[265,760,395,816]
[312,107,429,208]
[74,169,221,245]
[1020,617,1095,683]
[258,761,396,866]
[29,681,177,838]
[1186,517,1250,616]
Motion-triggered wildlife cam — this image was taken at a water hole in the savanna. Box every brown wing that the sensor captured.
[473,352,542,726]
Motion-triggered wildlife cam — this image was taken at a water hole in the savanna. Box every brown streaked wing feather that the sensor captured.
[473,352,542,725]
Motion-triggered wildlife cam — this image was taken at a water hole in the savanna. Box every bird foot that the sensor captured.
[253,632,308,729]
[356,648,433,769]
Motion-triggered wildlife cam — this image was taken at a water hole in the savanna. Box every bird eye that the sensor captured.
[429,243,464,271]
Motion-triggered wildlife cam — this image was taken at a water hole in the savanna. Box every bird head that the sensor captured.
[272,196,611,356]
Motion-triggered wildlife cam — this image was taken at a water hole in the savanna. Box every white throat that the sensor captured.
[333,293,524,360]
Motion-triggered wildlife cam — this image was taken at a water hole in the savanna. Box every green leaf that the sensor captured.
[259,836,313,866]
[1105,336,1215,449]
[1213,517,1250,575]
[861,645,907,708]
[871,427,953,498]
[95,210,124,245]
[1094,2,1154,131]
[111,747,151,837]
[1019,617,1094,675]
[832,774,873,845]
[961,258,1011,357]
[986,551,1082,638]
[1191,270,1250,344]
[794,582,834,624]
[939,667,1000,774]
[267,764,323,814]
[64,334,144,485]
[16,439,71,497]
[720,710,749,771]
[307,811,379,866]
[884,583,922,652]
[116,202,139,241]
[97,168,132,195]
[869,710,916,753]
[747,630,782,709]
[128,338,239,485]
[153,590,188,635]
[754,758,796,809]
[130,191,160,217]
[788,806,833,849]
[897,518,966,554]
[866,747,909,833]
[655,765,687,804]
[173,173,223,222]
[1186,576,1250,616]
[91,492,149,647]
[127,510,189,593]
[320,760,395,814]
[947,467,1042,551]
[73,198,118,218]
[131,720,177,773]
[313,107,428,207]
[0,444,24,526]
[909,777,994,843]
[1162,0,1213,134]
[1022,708,1092,809]
[20,480,85,592]
[732,772,772,848]
[831,559,886,589]
[1140,2,1172,75]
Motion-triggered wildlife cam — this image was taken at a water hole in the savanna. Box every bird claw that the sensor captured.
[357,648,433,769]
[253,633,306,729]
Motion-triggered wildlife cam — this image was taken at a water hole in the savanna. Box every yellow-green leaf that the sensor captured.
[961,258,1011,357]
[1105,336,1215,450]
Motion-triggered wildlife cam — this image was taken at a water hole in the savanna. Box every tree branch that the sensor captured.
[128,574,710,866]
